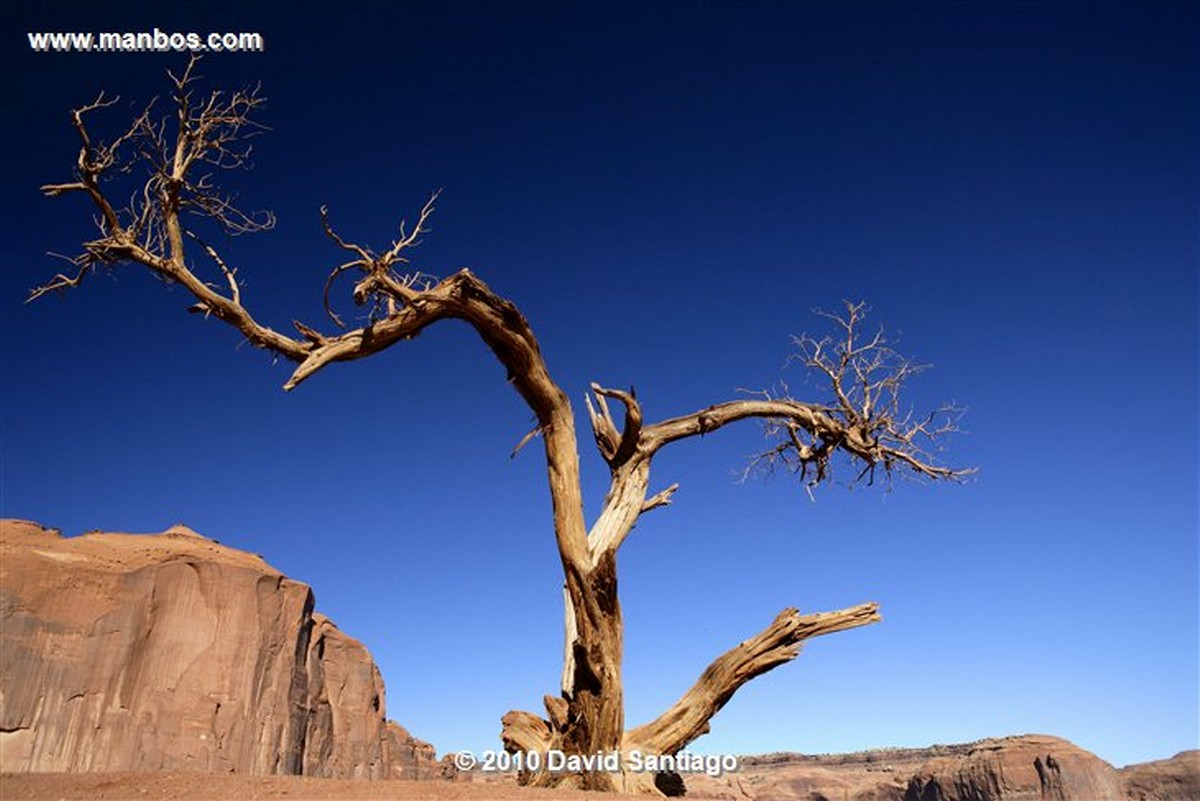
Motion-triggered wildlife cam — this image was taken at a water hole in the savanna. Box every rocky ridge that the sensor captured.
[685,737,1198,801]
[1121,751,1200,801]
[0,519,435,779]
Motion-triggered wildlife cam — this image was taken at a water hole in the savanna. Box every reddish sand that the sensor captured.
[0,773,698,801]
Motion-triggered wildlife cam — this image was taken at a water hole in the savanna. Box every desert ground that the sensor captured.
[0,773,683,801]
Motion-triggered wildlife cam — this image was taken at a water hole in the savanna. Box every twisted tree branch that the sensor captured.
[625,603,882,757]
[31,62,592,582]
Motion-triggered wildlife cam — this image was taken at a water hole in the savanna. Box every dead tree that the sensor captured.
[31,61,971,794]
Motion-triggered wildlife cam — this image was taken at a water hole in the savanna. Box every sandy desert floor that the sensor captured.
[0,773,579,801]
[0,773,728,801]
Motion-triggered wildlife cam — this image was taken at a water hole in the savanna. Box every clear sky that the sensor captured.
[3,0,1196,769]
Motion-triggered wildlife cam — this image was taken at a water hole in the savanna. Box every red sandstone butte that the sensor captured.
[0,518,435,779]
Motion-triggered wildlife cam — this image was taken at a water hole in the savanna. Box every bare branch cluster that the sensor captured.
[743,301,972,493]
[320,193,440,328]
[161,58,273,237]
[31,57,273,305]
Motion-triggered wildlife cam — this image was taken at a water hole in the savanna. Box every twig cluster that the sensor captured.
[742,301,971,495]
[33,58,271,304]
[320,194,439,328]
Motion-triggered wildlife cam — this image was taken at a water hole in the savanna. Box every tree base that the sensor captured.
[503,602,881,795]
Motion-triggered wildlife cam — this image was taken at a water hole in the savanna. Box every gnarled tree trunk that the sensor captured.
[33,58,969,795]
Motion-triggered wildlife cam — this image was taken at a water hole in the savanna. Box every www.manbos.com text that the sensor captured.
[28,28,265,53]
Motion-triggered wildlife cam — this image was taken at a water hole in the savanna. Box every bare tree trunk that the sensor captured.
[501,557,625,791]
[35,63,969,795]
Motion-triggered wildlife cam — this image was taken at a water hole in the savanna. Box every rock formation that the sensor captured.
[686,743,935,800]
[1121,751,1200,801]
[685,736,1198,801]
[905,735,1124,800]
[0,518,436,779]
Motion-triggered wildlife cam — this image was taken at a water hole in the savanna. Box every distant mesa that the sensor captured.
[690,739,1198,801]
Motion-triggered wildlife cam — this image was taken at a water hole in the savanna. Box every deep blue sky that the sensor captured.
[3,1,1196,768]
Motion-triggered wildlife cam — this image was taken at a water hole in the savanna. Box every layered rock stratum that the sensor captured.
[0,518,435,779]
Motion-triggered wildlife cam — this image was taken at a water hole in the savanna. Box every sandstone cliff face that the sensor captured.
[0,519,435,779]
[302,613,436,779]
